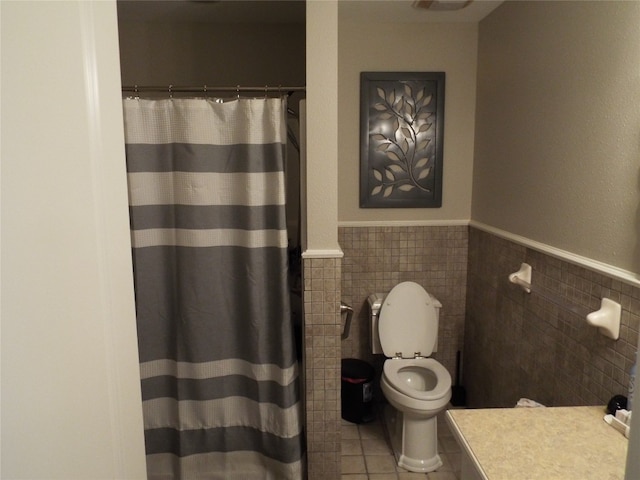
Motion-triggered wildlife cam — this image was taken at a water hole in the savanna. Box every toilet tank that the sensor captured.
[367,291,442,355]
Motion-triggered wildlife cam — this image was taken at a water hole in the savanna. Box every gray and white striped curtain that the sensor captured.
[123,97,303,479]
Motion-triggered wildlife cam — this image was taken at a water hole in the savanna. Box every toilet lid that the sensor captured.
[379,282,437,358]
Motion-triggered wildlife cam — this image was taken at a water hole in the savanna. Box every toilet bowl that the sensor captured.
[368,282,452,473]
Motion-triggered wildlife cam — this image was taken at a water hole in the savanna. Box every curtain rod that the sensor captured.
[121,85,305,94]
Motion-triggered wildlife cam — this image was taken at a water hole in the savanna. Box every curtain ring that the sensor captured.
[203,84,208,99]
[237,85,240,99]
[168,84,173,99]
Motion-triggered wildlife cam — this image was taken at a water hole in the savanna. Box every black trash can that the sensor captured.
[341,358,375,424]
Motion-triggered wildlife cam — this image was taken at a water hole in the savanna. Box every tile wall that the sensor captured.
[302,225,639,478]
[303,257,343,479]
[465,227,640,408]
[339,225,469,395]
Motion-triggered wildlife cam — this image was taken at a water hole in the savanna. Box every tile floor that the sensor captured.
[341,407,461,480]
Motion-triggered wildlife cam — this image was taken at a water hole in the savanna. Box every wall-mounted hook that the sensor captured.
[586,298,621,340]
[509,263,532,293]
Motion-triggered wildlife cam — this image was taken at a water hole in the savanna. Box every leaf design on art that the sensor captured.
[416,139,430,151]
[404,103,414,117]
[415,157,429,169]
[386,151,401,162]
[385,168,395,181]
[366,80,441,199]
[417,167,431,180]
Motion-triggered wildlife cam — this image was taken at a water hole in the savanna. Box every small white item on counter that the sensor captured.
[515,398,546,408]
[604,413,630,438]
[615,408,632,426]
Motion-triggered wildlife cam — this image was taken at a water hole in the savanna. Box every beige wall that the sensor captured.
[305,1,341,254]
[472,0,640,275]
[338,19,478,223]
[1,2,146,477]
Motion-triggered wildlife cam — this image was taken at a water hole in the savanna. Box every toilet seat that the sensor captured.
[383,357,451,401]
[378,282,437,358]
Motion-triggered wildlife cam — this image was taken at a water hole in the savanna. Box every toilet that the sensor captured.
[368,281,452,473]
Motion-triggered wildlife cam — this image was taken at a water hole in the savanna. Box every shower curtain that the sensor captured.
[123,97,303,479]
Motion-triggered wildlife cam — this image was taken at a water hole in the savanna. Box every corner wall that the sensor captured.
[304,3,342,479]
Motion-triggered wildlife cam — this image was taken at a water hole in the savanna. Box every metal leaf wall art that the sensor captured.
[360,72,445,208]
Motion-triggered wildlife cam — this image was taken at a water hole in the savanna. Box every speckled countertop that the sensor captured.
[446,406,628,480]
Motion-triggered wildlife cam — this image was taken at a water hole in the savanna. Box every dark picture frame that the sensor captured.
[360,72,445,208]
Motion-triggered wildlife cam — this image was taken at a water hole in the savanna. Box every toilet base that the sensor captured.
[384,405,442,473]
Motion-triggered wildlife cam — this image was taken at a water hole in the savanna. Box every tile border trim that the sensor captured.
[471,220,640,288]
[337,219,470,227]
[302,248,344,259]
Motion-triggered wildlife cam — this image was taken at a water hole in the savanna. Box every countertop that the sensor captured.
[446,406,628,480]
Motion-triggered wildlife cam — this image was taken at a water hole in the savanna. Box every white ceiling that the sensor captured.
[117,0,503,24]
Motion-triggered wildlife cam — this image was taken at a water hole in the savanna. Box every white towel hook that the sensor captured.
[508,263,532,293]
[586,298,621,340]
